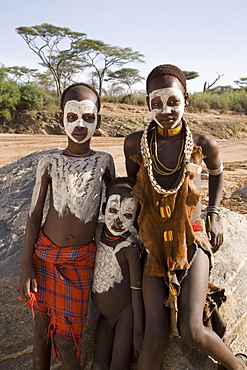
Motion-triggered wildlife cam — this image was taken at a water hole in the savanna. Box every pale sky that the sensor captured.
[0,0,246,93]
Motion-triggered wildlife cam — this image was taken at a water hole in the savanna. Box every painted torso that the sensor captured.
[30,150,114,224]
[92,223,140,294]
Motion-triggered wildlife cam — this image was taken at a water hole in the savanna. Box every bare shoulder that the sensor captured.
[192,131,219,158]
[125,241,142,259]
[94,151,115,167]
[95,151,114,160]
[124,131,143,157]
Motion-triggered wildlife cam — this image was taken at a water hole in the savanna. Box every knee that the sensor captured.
[179,321,205,349]
[34,331,49,347]
[34,317,50,346]
[55,334,77,358]
[144,322,169,353]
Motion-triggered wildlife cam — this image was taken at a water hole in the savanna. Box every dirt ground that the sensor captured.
[0,134,247,217]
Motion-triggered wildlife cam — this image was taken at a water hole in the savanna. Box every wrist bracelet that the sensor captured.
[130,286,142,290]
[206,206,220,215]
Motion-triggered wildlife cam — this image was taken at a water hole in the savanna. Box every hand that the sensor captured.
[206,214,223,253]
[19,265,38,300]
[133,330,143,357]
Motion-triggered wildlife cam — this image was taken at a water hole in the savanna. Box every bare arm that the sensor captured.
[19,163,49,299]
[126,244,144,357]
[103,154,116,186]
[124,131,143,179]
[196,133,224,252]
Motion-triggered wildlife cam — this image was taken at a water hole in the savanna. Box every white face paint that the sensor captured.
[63,100,98,143]
[149,87,185,128]
[105,194,138,236]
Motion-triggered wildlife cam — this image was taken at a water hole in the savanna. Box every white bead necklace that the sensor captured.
[140,120,194,196]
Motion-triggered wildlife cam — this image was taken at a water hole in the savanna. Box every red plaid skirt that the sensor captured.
[26,228,96,360]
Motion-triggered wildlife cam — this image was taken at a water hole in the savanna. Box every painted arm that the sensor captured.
[126,244,144,357]
[19,160,49,299]
[201,135,224,252]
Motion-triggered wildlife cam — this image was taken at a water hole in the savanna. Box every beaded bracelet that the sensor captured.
[206,206,220,215]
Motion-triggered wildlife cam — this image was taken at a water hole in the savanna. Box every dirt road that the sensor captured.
[1,134,247,176]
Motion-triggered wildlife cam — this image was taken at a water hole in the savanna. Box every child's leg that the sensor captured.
[33,311,51,370]
[137,258,170,370]
[178,247,245,370]
[110,304,134,370]
[91,314,114,370]
[55,333,81,370]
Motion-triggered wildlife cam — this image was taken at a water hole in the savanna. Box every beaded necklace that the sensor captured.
[103,228,130,242]
[150,127,184,176]
[141,120,194,196]
[103,228,122,242]
[62,148,95,157]
[157,122,182,137]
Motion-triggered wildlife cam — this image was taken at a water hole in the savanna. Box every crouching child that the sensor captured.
[91,177,144,370]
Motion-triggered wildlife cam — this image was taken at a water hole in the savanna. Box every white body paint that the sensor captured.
[104,194,138,236]
[63,99,98,143]
[29,151,115,223]
[149,87,185,128]
[92,224,140,293]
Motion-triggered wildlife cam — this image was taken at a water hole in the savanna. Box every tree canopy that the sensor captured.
[183,71,199,80]
[16,24,86,95]
[71,39,145,96]
[234,77,247,88]
[16,24,145,96]
[107,68,144,93]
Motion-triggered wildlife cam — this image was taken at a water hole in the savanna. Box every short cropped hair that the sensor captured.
[146,64,187,93]
[106,177,136,198]
[60,82,101,111]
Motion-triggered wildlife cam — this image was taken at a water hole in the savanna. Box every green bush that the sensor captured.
[18,82,44,110]
[119,93,146,105]
[209,93,229,112]
[228,89,247,114]
[189,89,247,114]
[101,94,119,103]
[188,93,210,112]
[0,79,20,120]
[43,90,59,112]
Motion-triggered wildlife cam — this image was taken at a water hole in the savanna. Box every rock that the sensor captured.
[160,207,247,369]
[0,150,246,370]
[231,186,247,199]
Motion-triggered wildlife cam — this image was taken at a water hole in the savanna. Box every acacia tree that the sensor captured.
[34,71,56,91]
[16,24,86,95]
[234,77,247,88]
[73,39,145,96]
[6,66,37,83]
[106,68,144,93]
[183,71,199,80]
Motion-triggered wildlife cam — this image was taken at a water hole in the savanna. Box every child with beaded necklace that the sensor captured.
[19,82,115,370]
[124,64,246,370]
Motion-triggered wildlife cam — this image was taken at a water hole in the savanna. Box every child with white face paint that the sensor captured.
[63,99,98,143]
[19,83,115,370]
[124,65,246,369]
[149,87,185,129]
[92,177,144,370]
